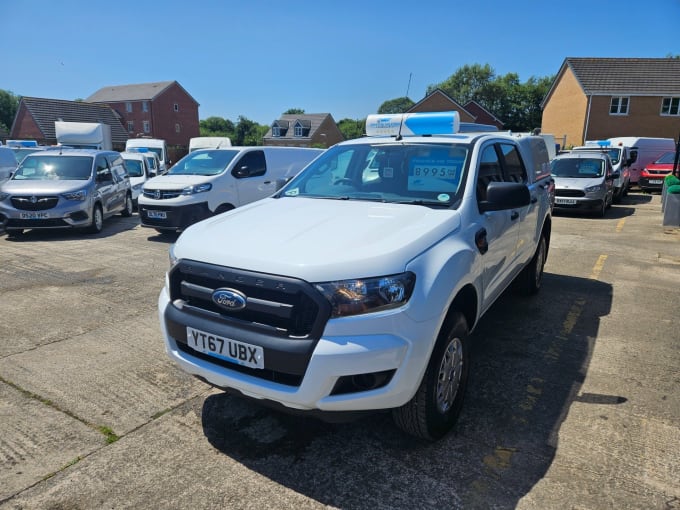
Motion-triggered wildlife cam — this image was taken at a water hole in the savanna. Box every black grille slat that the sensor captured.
[555,189,586,197]
[143,189,182,199]
[169,260,331,339]
[11,196,59,211]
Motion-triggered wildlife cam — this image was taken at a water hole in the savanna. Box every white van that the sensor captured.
[189,137,232,152]
[120,151,151,207]
[125,138,169,174]
[572,141,632,201]
[138,146,323,232]
[607,137,675,185]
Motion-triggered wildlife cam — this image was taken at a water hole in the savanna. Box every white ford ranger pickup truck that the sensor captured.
[159,111,553,440]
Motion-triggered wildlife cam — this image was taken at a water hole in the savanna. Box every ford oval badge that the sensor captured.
[212,288,247,311]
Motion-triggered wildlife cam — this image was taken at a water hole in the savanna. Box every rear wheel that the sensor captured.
[392,312,470,440]
[517,233,547,295]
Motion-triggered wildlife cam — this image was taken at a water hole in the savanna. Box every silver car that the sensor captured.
[550,152,618,217]
[0,149,133,237]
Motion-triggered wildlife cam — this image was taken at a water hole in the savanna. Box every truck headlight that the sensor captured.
[181,183,212,195]
[168,244,179,270]
[62,189,88,201]
[315,272,415,318]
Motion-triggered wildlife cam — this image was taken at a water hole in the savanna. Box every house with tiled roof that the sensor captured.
[406,89,504,130]
[9,97,128,150]
[541,57,680,148]
[263,113,344,148]
[87,80,200,162]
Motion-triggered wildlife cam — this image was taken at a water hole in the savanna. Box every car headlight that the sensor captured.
[62,189,88,201]
[315,272,415,318]
[0,192,9,201]
[585,185,603,193]
[132,183,143,191]
[181,183,212,195]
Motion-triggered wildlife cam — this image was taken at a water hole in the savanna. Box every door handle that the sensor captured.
[510,211,519,221]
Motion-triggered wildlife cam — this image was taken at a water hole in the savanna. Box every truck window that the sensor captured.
[477,145,503,201]
[498,143,528,183]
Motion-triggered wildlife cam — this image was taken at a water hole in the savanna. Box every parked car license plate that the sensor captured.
[147,210,167,219]
[186,326,264,369]
[649,179,662,185]
[555,198,577,205]
[20,212,49,219]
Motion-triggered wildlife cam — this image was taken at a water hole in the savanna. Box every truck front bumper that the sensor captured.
[158,286,440,413]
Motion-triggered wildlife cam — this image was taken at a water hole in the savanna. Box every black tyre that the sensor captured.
[121,193,133,217]
[597,199,607,218]
[87,204,104,234]
[517,233,547,295]
[392,312,470,440]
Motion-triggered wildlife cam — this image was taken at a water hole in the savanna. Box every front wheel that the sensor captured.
[392,312,470,440]
[87,204,104,234]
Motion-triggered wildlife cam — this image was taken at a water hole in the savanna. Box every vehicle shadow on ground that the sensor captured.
[0,215,141,242]
[199,272,614,509]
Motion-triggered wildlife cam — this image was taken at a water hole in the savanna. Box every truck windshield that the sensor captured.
[167,150,238,176]
[280,142,470,207]
[574,147,621,164]
[13,155,93,180]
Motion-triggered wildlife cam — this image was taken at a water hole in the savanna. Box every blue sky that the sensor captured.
[2,0,679,125]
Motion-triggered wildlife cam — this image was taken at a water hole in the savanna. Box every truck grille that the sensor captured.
[143,189,182,200]
[11,195,59,211]
[168,260,330,339]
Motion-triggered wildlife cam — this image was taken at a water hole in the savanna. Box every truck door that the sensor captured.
[231,150,278,205]
[498,142,537,270]
[476,143,522,309]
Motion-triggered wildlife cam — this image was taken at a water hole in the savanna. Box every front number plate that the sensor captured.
[147,210,167,219]
[555,198,577,205]
[20,212,49,219]
[186,326,264,369]
[649,179,662,185]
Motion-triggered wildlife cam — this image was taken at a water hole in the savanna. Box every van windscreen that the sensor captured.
[167,150,239,176]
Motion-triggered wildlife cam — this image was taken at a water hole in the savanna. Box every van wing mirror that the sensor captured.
[234,165,250,178]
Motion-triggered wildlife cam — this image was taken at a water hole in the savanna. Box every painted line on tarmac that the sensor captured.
[590,254,608,280]
[616,218,626,232]
[474,254,607,486]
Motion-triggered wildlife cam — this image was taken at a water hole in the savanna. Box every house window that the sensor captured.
[127,121,134,132]
[143,121,150,133]
[173,103,179,112]
[142,101,149,112]
[294,125,303,137]
[175,123,181,133]
[609,97,629,115]
[272,126,281,137]
[661,97,680,116]
[125,102,132,113]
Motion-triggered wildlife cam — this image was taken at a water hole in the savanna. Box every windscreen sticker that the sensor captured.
[284,188,300,196]
[408,157,461,192]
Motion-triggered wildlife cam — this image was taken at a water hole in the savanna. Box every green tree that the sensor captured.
[0,89,20,132]
[377,97,415,114]
[427,63,554,132]
[337,118,365,141]
[199,116,235,137]
[283,108,305,115]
